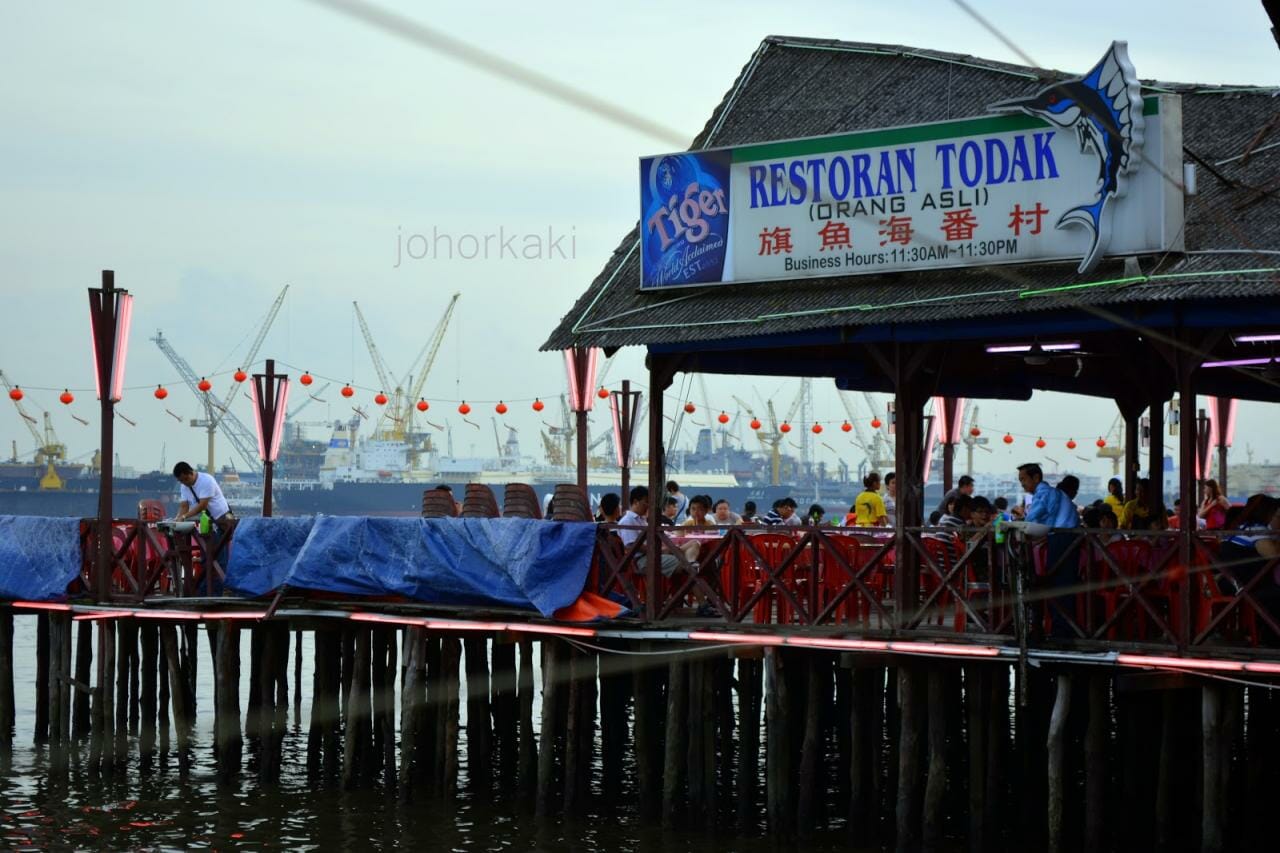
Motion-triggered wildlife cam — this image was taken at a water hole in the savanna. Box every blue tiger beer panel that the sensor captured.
[639,151,732,288]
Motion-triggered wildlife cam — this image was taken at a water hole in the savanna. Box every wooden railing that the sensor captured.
[78,517,233,601]
[590,523,1280,649]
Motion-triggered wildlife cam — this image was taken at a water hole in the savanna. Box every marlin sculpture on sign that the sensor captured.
[989,41,1146,274]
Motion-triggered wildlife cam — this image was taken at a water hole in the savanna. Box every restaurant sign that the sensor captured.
[639,42,1184,290]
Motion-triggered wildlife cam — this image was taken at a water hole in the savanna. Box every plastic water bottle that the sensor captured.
[993,514,1005,545]
[198,510,211,536]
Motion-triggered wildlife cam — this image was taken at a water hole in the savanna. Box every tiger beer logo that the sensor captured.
[639,151,732,287]
[646,181,728,249]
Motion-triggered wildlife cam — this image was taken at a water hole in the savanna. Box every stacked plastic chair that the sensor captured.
[501,483,543,519]
[461,484,501,518]
[550,483,592,521]
[421,488,459,518]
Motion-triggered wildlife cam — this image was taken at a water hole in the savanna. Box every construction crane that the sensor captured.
[838,390,893,473]
[152,332,263,473]
[399,292,460,446]
[1,370,67,489]
[353,301,400,436]
[1097,413,1126,475]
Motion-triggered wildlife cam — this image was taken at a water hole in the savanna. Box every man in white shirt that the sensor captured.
[618,486,681,575]
[173,461,234,530]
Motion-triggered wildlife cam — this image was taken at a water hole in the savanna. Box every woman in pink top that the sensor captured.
[1197,479,1230,530]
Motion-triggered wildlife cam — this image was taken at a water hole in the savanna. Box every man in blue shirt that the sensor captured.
[1017,464,1080,638]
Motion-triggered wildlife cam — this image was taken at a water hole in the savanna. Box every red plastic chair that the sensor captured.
[732,533,796,623]
[1095,539,1164,640]
[819,535,865,624]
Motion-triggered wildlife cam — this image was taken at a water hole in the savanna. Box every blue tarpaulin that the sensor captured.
[0,516,83,601]
[226,516,596,617]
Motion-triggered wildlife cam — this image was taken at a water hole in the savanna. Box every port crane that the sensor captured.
[1097,413,1126,475]
[151,285,288,473]
[1,370,67,489]
[353,293,460,460]
[838,390,894,473]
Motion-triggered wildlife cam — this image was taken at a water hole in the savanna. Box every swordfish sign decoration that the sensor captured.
[988,40,1146,274]
[638,41,1176,290]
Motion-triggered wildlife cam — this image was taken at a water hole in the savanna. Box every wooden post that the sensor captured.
[1047,673,1071,853]
[517,638,536,803]
[1085,674,1106,852]
[564,646,583,814]
[797,654,823,838]
[294,629,303,725]
[463,637,492,792]
[342,628,371,790]
[441,636,461,797]
[160,623,187,764]
[923,667,948,851]
[1148,402,1165,510]
[645,357,675,622]
[258,623,279,784]
[215,621,242,782]
[633,648,659,820]
[965,665,988,853]
[246,626,263,744]
[73,619,92,740]
[896,666,924,853]
[765,648,794,837]
[491,639,519,787]
[308,628,341,782]
[101,620,116,768]
[597,645,627,801]
[399,627,423,799]
[375,627,397,790]
[662,655,688,829]
[47,614,64,760]
[738,656,762,831]
[114,617,130,763]
[157,626,169,753]
[536,639,562,818]
[35,612,49,744]
[685,655,704,821]
[1202,685,1224,853]
[1124,410,1141,499]
[892,346,929,627]
[1155,691,1176,850]
[0,610,12,754]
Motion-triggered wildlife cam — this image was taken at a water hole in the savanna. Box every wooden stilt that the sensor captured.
[414,634,434,788]
[246,626,263,744]
[765,648,794,837]
[491,639,519,788]
[215,621,242,783]
[738,656,762,832]
[73,619,91,740]
[376,627,397,790]
[715,655,737,805]
[157,626,169,753]
[399,627,424,800]
[923,667,948,852]
[1085,674,1106,852]
[1202,684,1224,853]
[535,639,563,818]
[632,649,659,820]
[274,625,289,731]
[599,641,627,804]
[662,654,688,829]
[514,635,535,799]
[463,637,492,792]
[114,617,130,763]
[1046,673,1071,853]
[35,612,49,745]
[182,623,198,717]
[308,628,339,781]
[441,636,460,798]
[564,645,583,814]
[895,666,924,853]
[128,621,139,737]
[47,613,63,758]
[0,610,12,753]
[138,623,157,761]
[965,666,988,853]
[160,623,188,767]
[425,634,444,794]
[258,623,280,784]
[342,628,371,790]
[1155,691,1176,850]
[797,654,823,838]
[294,629,303,725]
[101,620,116,769]
[340,626,355,717]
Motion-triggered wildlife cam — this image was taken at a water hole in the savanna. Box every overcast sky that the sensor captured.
[2,0,1277,488]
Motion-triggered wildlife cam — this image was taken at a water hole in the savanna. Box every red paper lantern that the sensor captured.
[597,387,609,399]
[841,421,853,432]
[458,401,471,415]
[154,385,168,400]
[374,392,388,406]
[198,377,212,393]
[1035,437,1046,449]
[811,423,822,434]
[749,418,762,431]
[1003,433,1014,445]
[780,421,792,433]
[684,402,695,414]
[300,372,314,386]
[871,418,883,429]
[532,398,545,412]
[496,401,508,415]
[7,386,21,402]
[1096,436,1107,448]
[234,368,247,383]
[416,399,429,412]
[1066,439,1077,450]
[717,411,729,424]
[341,385,354,398]
[59,389,74,405]
[970,426,981,437]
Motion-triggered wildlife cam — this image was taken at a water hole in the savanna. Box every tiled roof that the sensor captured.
[543,37,1280,351]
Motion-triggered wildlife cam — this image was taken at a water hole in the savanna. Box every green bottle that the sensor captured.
[198,510,211,536]
[993,514,1005,545]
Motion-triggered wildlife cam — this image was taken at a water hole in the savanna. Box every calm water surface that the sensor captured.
[0,618,874,851]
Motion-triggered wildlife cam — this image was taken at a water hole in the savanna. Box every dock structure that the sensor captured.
[3,36,1280,853]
